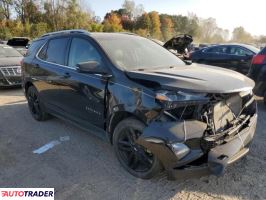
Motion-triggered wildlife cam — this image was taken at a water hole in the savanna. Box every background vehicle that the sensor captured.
[7,37,30,56]
[248,46,266,103]
[0,44,23,87]
[163,34,193,60]
[191,44,260,74]
[22,30,257,180]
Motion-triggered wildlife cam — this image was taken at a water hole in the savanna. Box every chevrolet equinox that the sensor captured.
[22,30,257,180]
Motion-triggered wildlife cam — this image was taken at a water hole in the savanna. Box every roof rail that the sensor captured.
[41,29,89,38]
[119,32,137,36]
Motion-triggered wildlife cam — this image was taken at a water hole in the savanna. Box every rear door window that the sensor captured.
[229,46,253,56]
[205,46,227,54]
[39,37,69,65]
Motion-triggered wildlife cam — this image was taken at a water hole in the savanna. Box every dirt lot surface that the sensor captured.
[0,88,265,200]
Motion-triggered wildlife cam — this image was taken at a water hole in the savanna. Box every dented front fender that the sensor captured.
[136,120,207,169]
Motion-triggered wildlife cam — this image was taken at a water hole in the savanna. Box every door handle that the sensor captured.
[33,64,39,68]
[62,72,71,78]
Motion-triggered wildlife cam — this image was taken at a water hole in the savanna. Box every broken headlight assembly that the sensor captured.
[155,90,209,109]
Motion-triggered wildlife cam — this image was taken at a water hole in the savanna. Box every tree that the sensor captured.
[149,11,161,39]
[31,22,48,37]
[160,15,174,41]
[197,18,218,43]
[0,0,13,20]
[135,13,151,33]
[122,0,135,19]
[90,23,103,32]
[103,13,124,32]
[65,0,91,29]
[258,36,266,44]
[122,0,144,19]
[232,26,254,43]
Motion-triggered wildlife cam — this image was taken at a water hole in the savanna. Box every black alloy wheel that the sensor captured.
[27,86,50,121]
[113,118,161,179]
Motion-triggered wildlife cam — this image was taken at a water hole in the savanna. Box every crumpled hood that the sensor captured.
[0,57,22,67]
[126,64,255,93]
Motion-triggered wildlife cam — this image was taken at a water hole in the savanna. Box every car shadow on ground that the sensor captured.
[0,94,265,200]
[0,87,23,97]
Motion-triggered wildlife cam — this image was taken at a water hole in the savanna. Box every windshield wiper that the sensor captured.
[135,65,177,71]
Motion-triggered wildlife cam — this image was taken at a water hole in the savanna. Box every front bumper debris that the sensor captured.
[167,114,257,180]
[137,110,257,180]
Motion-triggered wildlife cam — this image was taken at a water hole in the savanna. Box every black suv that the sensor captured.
[22,30,257,180]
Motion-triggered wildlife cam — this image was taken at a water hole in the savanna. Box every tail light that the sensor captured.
[252,54,266,65]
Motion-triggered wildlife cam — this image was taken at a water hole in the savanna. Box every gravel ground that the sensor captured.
[0,88,265,200]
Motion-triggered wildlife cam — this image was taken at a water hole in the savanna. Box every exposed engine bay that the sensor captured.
[159,90,256,150]
[137,88,257,179]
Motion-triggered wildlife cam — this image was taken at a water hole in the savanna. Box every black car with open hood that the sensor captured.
[7,37,30,56]
[22,30,257,180]
[163,34,193,61]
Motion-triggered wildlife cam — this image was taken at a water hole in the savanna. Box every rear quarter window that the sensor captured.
[25,39,45,58]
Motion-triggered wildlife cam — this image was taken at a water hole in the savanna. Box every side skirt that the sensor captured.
[46,106,110,142]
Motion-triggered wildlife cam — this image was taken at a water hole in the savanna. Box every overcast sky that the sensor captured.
[88,0,265,36]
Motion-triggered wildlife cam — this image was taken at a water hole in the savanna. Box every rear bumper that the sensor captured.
[167,114,257,180]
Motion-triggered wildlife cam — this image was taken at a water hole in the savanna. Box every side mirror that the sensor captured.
[77,61,108,75]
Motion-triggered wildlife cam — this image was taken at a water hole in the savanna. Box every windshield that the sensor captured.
[94,34,184,71]
[0,46,22,58]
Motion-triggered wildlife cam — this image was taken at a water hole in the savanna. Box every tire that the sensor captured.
[113,118,162,179]
[26,86,50,121]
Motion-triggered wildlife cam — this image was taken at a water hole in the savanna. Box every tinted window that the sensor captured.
[205,46,227,54]
[229,46,253,56]
[43,37,69,65]
[38,43,48,60]
[68,38,103,68]
[25,39,45,57]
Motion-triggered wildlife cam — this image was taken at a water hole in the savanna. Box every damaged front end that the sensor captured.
[136,89,257,180]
